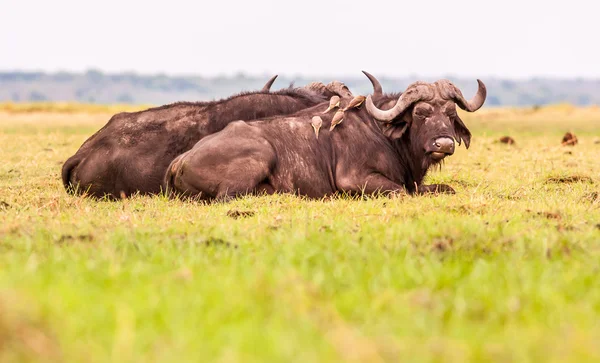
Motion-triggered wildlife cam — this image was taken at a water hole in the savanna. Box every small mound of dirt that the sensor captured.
[432,237,454,252]
[226,210,255,219]
[557,224,576,232]
[546,175,594,184]
[319,225,332,232]
[498,136,516,145]
[561,132,578,146]
[525,209,563,220]
[594,139,600,145]
[541,211,562,220]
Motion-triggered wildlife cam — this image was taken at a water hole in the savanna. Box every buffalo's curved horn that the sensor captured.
[452,79,487,112]
[365,82,433,122]
[261,75,278,92]
[365,95,408,122]
[362,70,382,96]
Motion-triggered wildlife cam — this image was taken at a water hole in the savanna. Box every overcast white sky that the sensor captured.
[2,0,598,79]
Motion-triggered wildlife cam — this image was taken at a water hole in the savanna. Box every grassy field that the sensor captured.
[0,103,599,362]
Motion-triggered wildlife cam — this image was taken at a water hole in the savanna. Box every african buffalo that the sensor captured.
[165,72,486,200]
[61,77,351,198]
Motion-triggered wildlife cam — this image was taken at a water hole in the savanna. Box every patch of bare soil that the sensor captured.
[545,175,593,184]
[202,237,238,249]
[432,237,454,252]
[226,210,255,219]
[55,234,94,245]
[539,211,562,220]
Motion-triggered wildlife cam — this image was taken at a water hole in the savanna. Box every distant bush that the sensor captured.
[1,71,600,106]
[28,91,47,101]
[116,93,134,103]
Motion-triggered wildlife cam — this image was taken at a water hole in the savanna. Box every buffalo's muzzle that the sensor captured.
[430,137,455,160]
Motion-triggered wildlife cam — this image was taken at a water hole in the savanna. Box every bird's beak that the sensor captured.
[322,105,335,114]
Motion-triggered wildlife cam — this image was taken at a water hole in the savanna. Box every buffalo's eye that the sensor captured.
[414,106,433,119]
[443,105,457,117]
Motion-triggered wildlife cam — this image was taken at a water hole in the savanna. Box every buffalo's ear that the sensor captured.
[382,111,411,140]
[453,115,471,149]
[382,122,409,140]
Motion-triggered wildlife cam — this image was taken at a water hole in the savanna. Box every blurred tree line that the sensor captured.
[1,70,599,106]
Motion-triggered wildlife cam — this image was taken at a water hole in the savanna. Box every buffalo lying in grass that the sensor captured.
[165,73,487,200]
[61,77,351,199]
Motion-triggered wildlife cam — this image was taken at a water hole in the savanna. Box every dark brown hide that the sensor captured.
[165,77,487,200]
[62,82,341,198]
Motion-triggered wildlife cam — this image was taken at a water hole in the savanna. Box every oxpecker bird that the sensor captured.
[311,116,323,139]
[322,95,340,114]
[329,110,345,131]
[344,95,366,111]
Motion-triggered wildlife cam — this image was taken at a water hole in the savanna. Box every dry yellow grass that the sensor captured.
[0,102,151,114]
[460,103,600,135]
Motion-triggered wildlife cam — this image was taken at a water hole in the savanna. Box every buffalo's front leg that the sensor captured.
[337,173,407,197]
[416,184,456,195]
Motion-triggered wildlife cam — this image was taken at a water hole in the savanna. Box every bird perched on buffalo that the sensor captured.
[343,95,366,111]
[311,116,323,139]
[323,96,340,114]
[329,110,345,131]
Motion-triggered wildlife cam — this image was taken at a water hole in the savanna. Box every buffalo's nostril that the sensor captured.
[433,137,455,154]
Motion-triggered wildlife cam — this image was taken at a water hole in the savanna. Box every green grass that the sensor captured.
[0,106,600,362]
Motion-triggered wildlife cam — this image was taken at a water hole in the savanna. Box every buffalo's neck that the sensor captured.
[357,112,431,193]
[392,136,429,193]
[357,116,422,191]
